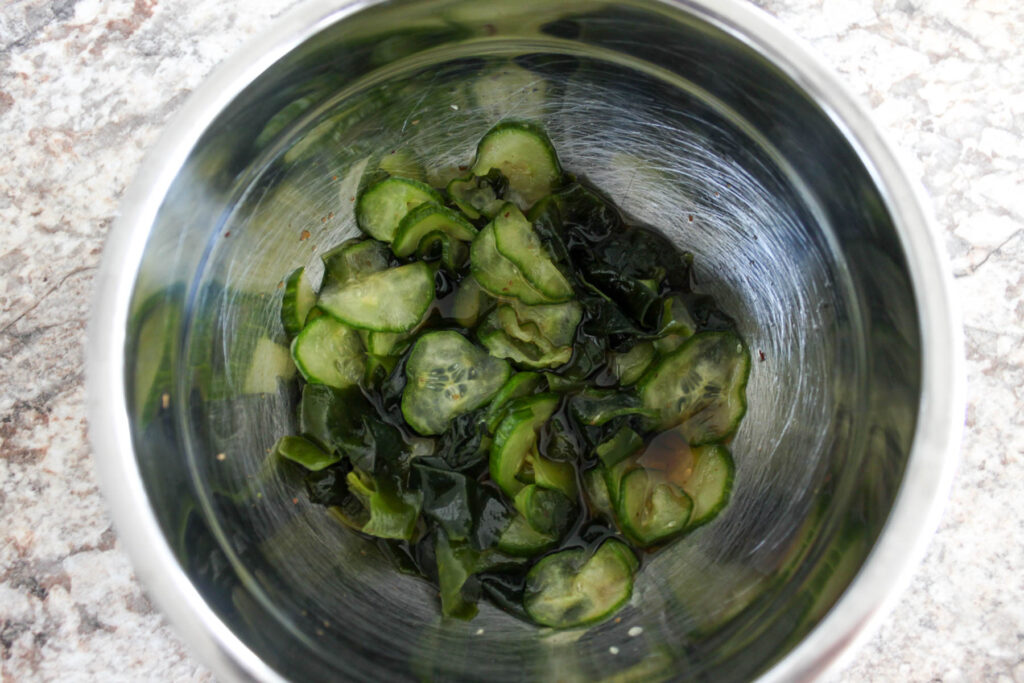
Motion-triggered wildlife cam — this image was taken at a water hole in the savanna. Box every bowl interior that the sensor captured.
[124,1,921,679]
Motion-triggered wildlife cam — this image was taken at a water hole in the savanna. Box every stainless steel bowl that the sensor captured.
[86,0,964,680]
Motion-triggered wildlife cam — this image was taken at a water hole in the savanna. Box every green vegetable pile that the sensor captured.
[273,121,751,628]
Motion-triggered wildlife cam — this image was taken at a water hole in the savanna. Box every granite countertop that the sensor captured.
[1,0,1021,679]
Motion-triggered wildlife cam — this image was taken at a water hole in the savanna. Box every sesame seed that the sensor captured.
[628,626,643,637]
[609,646,619,655]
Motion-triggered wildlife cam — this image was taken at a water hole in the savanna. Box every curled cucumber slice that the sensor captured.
[484,371,546,433]
[447,168,508,220]
[523,539,636,628]
[470,223,554,305]
[497,514,556,557]
[492,203,573,301]
[289,316,364,389]
[617,468,693,546]
[318,261,434,333]
[321,238,389,286]
[391,202,477,257]
[471,121,562,209]
[489,393,559,497]
[682,444,735,528]
[280,266,315,338]
[356,176,444,242]
[402,331,511,436]
[513,484,574,537]
[639,331,751,443]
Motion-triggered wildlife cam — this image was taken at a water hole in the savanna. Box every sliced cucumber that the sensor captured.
[602,457,635,509]
[489,394,559,497]
[356,176,444,242]
[452,275,494,329]
[321,238,389,286]
[497,514,556,556]
[280,267,316,338]
[364,330,411,357]
[416,230,469,271]
[514,484,574,537]
[682,444,735,528]
[617,468,693,546]
[639,331,751,442]
[274,435,339,471]
[447,169,508,220]
[609,341,655,386]
[469,223,554,305]
[492,203,573,301]
[523,539,636,628]
[583,467,613,518]
[471,121,562,209]
[478,321,573,369]
[318,261,434,333]
[290,316,364,389]
[595,425,644,468]
[391,202,477,257]
[531,455,577,499]
[402,331,511,435]
[484,371,546,433]
[506,299,582,349]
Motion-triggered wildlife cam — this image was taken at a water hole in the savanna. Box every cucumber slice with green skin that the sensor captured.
[470,223,555,305]
[596,426,644,468]
[682,444,735,528]
[281,267,316,338]
[402,331,512,436]
[446,169,509,220]
[416,230,469,271]
[363,330,411,357]
[496,305,552,351]
[616,468,693,546]
[484,371,546,433]
[523,539,636,628]
[274,435,339,471]
[639,331,751,442]
[453,276,494,329]
[391,202,477,257]
[489,394,560,497]
[531,454,578,499]
[471,121,562,209]
[478,321,573,369]
[497,514,557,556]
[583,467,613,518]
[609,341,655,386]
[514,484,575,537]
[507,299,582,349]
[356,176,444,242]
[318,261,434,333]
[321,238,389,286]
[603,457,635,509]
[492,203,574,301]
[289,316,365,389]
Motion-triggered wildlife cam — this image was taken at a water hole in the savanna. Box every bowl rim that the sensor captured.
[86,0,964,680]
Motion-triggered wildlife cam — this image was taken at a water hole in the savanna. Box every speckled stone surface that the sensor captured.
[0,0,1020,680]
